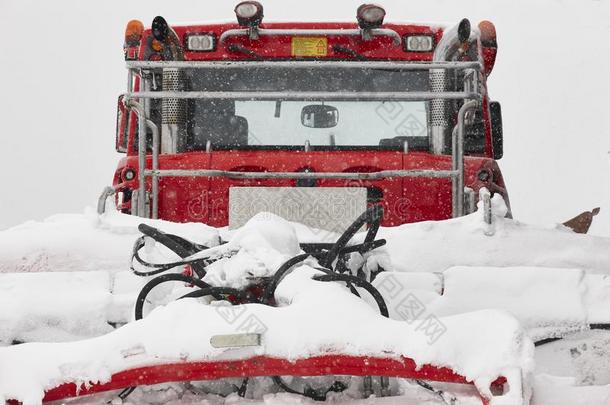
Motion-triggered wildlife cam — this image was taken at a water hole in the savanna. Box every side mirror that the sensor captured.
[116,95,127,153]
[489,101,503,159]
[301,104,339,128]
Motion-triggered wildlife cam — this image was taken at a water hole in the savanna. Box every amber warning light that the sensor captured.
[124,20,144,47]
[124,20,144,60]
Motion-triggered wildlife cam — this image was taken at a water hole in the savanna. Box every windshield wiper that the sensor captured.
[227,44,264,60]
[332,45,368,61]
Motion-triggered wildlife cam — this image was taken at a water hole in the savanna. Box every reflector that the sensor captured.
[151,39,164,52]
[210,333,262,348]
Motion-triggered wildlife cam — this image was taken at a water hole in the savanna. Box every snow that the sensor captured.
[373,196,610,274]
[203,213,301,288]
[533,374,610,405]
[0,271,113,345]
[0,200,609,403]
[0,208,219,274]
[0,269,533,405]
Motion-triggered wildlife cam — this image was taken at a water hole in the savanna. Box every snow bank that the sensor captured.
[0,208,219,274]
[2,196,609,277]
[533,374,610,405]
[371,196,610,274]
[0,271,113,345]
[373,267,609,342]
[0,211,537,404]
[0,270,149,346]
[0,200,609,346]
[1,202,610,402]
[431,267,588,340]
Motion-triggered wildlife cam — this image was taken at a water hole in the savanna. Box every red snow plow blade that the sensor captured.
[38,355,508,405]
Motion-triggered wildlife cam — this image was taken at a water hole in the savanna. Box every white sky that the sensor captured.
[0,0,608,235]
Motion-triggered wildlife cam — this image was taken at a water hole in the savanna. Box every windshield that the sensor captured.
[151,66,431,151]
[234,100,427,148]
[185,67,428,150]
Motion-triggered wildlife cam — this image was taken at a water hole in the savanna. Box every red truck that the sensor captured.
[106,2,508,230]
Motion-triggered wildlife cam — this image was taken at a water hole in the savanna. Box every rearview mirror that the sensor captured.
[301,104,339,128]
[489,101,503,159]
[115,95,128,153]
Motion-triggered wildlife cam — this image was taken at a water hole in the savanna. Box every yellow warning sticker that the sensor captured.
[291,37,328,57]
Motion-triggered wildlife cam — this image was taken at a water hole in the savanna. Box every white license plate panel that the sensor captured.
[229,187,367,233]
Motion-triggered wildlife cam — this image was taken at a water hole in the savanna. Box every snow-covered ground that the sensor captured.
[1,200,609,404]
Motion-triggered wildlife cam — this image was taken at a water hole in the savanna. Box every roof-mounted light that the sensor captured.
[124,20,144,47]
[235,1,264,27]
[357,4,386,30]
[124,20,144,60]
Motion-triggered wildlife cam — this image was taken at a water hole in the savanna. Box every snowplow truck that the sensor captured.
[104,2,508,231]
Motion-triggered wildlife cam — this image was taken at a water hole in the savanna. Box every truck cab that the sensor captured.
[111,2,508,229]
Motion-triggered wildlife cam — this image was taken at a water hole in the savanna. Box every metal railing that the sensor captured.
[218,28,403,45]
[123,60,482,220]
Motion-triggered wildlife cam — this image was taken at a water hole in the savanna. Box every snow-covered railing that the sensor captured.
[122,60,482,220]
[125,60,483,69]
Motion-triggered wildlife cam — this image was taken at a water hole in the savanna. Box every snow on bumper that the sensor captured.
[0,269,533,405]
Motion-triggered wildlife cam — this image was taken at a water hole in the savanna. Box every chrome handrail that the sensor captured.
[97,186,115,215]
[124,59,482,220]
[144,169,460,180]
[125,91,481,102]
[127,60,482,70]
[218,28,402,46]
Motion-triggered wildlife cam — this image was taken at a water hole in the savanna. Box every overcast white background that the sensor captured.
[0,0,608,235]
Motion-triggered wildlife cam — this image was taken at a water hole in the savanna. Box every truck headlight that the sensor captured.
[123,168,136,181]
[405,35,434,52]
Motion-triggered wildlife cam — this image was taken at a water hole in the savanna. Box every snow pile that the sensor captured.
[0,271,114,345]
[0,199,608,346]
[2,196,609,278]
[1,200,610,403]
[533,374,610,405]
[0,270,149,346]
[431,267,588,341]
[0,210,538,404]
[373,267,596,342]
[203,213,301,288]
[372,195,610,274]
[0,209,219,274]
